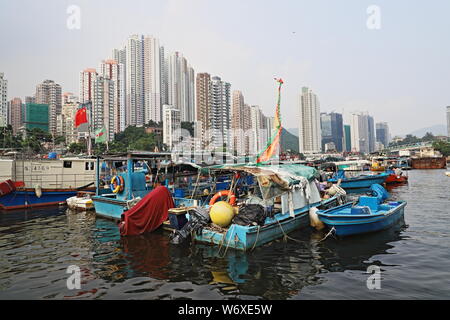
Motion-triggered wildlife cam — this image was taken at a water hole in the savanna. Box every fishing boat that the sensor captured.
[0,157,96,210]
[385,169,408,184]
[327,169,388,190]
[370,157,386,172]
[316,184,407,237]
[175,163,346,251]
[91,151,202,220]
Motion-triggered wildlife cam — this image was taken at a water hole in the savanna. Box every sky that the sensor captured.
[1,0,449,136]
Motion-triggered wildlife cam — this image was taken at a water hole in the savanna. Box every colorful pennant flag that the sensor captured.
[256,78,284,164]
[95,126,107,143]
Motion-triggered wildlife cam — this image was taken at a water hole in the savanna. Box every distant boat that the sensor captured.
[411,156,446,169]
[317,184,407,237]
[446,172,450,177]
[327,170,388,190]
[385,169,408,184]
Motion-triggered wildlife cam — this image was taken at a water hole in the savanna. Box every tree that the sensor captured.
[181,122,194,137]
[432,140,450,157]
[68,142,86,154]
[421,132,435,142]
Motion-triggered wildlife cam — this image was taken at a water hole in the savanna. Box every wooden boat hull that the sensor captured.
[193,197,341,251]
[317,201,406,237]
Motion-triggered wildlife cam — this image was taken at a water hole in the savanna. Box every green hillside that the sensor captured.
[280,128,299,153]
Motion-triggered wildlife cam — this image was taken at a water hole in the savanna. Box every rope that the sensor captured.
[250,225,260,251]
[190,171,201,199]
[217,225,235,258]
[318,227,336,242]
[275,218,302,243]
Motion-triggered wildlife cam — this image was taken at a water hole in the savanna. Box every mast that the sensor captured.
[87,101,92,156]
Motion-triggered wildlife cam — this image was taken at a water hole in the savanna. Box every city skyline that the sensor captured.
[1,1,450,136]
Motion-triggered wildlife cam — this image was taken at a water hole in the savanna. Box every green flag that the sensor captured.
[95,127,107,143]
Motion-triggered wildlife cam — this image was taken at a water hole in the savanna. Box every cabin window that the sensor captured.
[90,162,94,170]
[63,161,72,168]
[85,162,89,170]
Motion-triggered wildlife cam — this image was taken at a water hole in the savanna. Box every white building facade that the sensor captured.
[298,87,321,154]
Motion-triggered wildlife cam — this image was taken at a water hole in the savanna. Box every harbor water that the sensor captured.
[0,169,449,299]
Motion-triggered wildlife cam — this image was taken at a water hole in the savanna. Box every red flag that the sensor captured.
[74,107,88,128]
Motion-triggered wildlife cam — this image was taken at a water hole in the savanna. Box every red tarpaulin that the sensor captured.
[119,186,174,236]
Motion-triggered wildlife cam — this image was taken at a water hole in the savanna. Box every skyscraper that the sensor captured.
[231,90,246,155]
[9,98,23,134]
[99,59,125,133]
[35,80,62,135]
[195,73,211,149]
[92,76,115,141]
[167,52,195,122]
[79,68,97,103]
[376,122,390,148]
[126,34,145,127]
[0,73,8,127]
[344,125,351,152]
[143,36,162,124]
[209,76,231,150]
[298,87,321,154]
[320,112,344,152]
[349,111,375,154]
[163,104,181,150]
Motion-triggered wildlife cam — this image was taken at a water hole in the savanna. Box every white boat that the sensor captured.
[446,172,450,177]
[66,191,95,210]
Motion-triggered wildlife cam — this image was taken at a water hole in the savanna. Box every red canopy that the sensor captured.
[119,186,174,236]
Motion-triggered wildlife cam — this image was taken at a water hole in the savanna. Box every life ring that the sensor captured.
[209,190,236,206]
[110,175,125,193]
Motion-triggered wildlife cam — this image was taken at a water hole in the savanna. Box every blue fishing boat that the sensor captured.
[316,184,407,237]
[327,170,388,190]
[182,163,346,251]
[91,151,201,220]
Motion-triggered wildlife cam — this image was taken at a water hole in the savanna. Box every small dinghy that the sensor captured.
[66,191,95,211]
[316,184,406,237]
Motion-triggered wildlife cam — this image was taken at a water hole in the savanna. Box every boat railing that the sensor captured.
[1,172,96,189]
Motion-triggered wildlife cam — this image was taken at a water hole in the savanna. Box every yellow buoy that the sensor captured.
[210,201,235,227]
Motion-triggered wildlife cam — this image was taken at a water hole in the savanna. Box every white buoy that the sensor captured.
[34,184,42,198]
[309,207,325,231]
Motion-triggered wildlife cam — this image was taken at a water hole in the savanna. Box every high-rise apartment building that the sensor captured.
[349,111,375,154]
[163,104,181,150]
[35,80,62,135]
[298,87,321,154]
[320,112,344,152]
[0,73,7,127]
[126,34,145,127]
[376,122,390,148]
[99,59,125,133]
[196,73,211,149]
[143,36,162,124]
[168,52,195,122]
[92,76,115,141]
[79,69,97,104]
[9,98,23,134]
[209,76,231,150]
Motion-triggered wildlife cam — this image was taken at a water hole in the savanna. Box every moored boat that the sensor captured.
[316,184,407,237]
[178,163,346,251]
[327,170,388,190]
[411,156,446,169]
[0,157,96,210]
